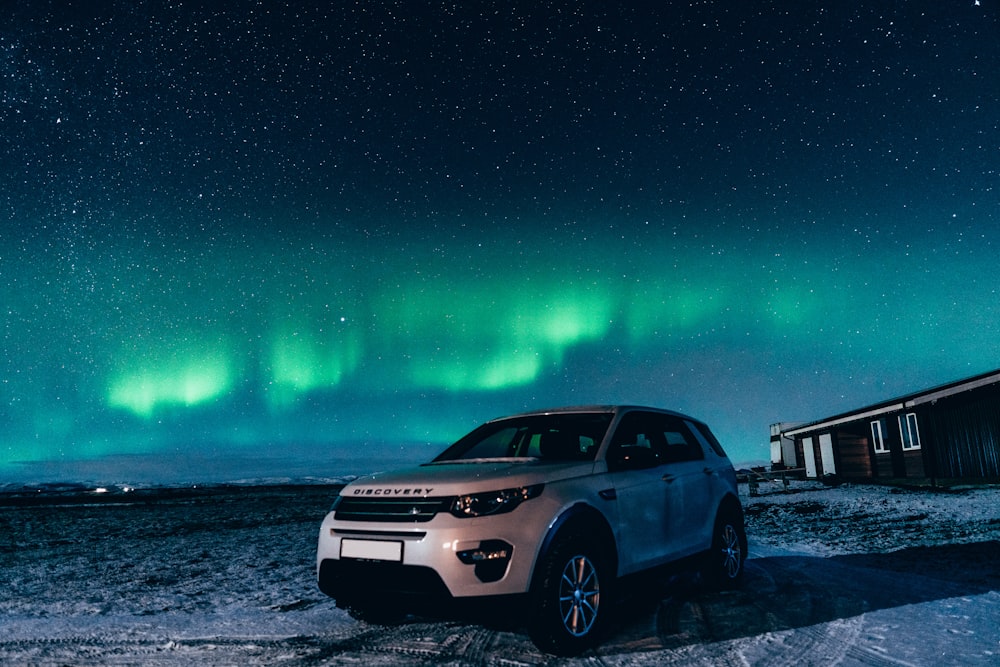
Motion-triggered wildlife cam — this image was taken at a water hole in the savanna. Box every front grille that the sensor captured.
[334,496,454,522]
[319,558,451,599]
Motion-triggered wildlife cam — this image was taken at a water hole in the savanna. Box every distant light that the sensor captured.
[94,487,108,494]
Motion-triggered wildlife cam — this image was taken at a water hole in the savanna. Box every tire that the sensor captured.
[528,532,611,656]
[702,509,746,589]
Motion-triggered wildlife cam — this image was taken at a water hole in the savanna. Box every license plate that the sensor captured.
[340,538,403,562]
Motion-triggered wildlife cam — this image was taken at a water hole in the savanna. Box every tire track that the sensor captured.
[4,485,996,666]
[309,622,546,666]
[0,635,325,666]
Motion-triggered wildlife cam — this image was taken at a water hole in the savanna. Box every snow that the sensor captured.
[1,481,998,665]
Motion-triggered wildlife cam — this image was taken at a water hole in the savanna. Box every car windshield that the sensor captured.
[432,413,614,463]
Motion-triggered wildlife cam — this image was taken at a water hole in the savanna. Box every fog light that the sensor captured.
[457,544,510,563]
[456,540,513,583]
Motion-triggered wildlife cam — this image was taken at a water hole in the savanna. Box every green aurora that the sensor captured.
[3,1,999,483]
[5,219,998,480]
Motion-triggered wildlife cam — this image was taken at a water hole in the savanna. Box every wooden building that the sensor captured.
[770,369,1000,483]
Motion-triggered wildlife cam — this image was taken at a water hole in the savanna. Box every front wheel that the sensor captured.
[529,534,610,656]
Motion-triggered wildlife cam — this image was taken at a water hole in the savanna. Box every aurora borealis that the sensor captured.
[3,2,1000,483]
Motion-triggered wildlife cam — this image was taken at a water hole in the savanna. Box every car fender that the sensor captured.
[530,502,618,590]
[716,492,744,524]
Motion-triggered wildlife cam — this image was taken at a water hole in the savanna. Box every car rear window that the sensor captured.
[686,420,728,458]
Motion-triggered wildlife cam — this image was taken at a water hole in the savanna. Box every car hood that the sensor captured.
[341,459,597,497]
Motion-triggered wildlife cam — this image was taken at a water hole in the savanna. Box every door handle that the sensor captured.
[661,473,675,483]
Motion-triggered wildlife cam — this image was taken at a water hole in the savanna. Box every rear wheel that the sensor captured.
[529,532,611,656]
[703,509,746,589]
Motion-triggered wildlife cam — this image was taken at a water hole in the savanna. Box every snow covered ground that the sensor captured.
[1,480,997,666]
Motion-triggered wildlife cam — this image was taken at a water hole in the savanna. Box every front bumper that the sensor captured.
[316,506,550,599]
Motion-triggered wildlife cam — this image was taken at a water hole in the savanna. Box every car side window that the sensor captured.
[686,419,728,457]
[658,418,705,463]
[609,412,667,468]
[610,412,708,468]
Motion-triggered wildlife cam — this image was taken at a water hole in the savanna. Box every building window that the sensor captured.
[871,419,888,453]
[899,412,921,451]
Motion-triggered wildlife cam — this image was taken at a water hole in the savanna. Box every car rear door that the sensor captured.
[607,412,711,571]
[608,411,713,572]
[657,418,713,556]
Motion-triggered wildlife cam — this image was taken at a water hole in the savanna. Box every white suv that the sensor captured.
[317,405,745,655]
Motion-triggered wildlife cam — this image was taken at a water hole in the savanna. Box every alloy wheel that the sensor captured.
[558,554,601,636]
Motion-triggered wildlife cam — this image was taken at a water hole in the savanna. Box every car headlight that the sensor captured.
[450,484,543,518]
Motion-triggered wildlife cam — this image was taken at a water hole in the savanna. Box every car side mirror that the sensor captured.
[608,445,659,471]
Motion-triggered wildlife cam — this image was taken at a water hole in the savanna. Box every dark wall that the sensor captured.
[923,388,1000,479]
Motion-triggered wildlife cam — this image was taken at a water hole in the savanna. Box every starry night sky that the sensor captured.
[3,2,999,484]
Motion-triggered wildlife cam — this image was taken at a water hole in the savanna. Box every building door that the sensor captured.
[819,433,836,476]
[802,436,817,478]
[781,434,797,468]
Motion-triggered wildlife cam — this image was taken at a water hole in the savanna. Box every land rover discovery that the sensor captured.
[316,405,745,655]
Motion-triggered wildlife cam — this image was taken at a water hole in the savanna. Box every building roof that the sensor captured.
[781,368,1000,438]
